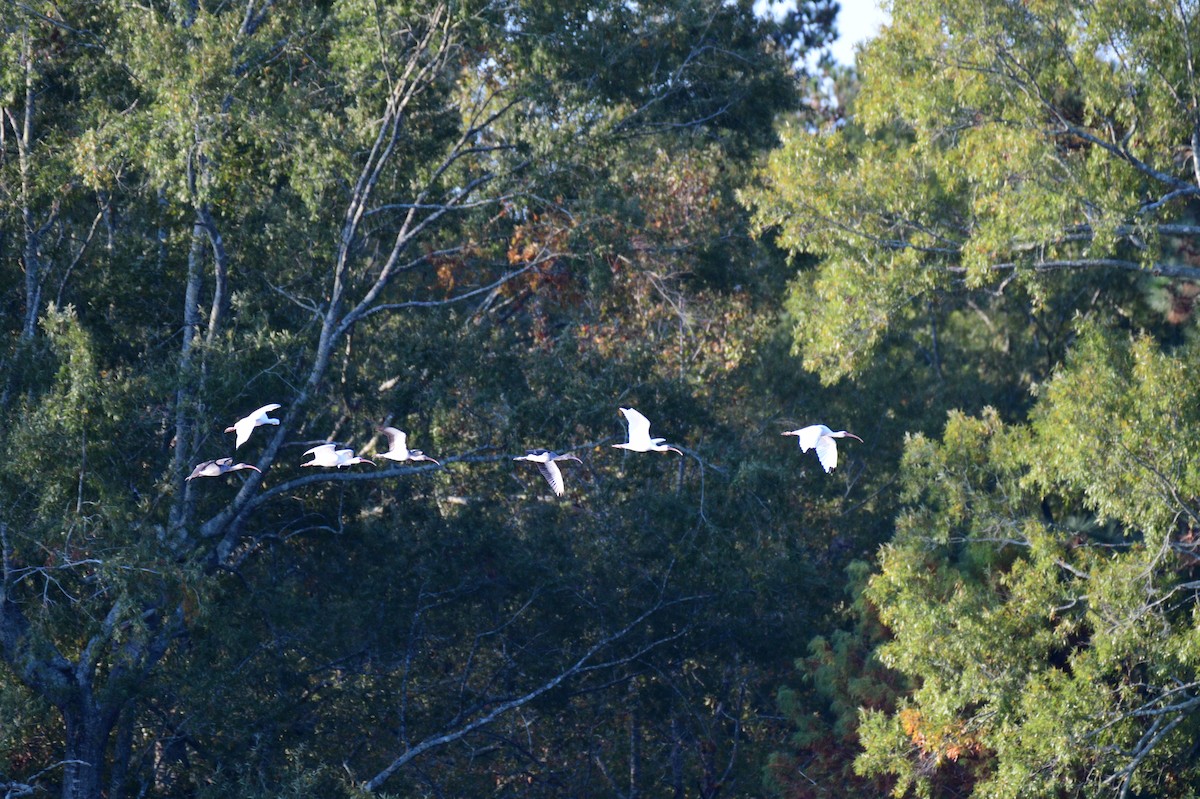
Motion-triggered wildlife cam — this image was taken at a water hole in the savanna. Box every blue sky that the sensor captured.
[829,0,890,65]
[754,0,892,66]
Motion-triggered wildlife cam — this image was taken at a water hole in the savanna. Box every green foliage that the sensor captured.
[766,560,904,799]
[1025,322,1200,535]
[856,326,1200,798]
[0,2,846,799]
[744,0,1200,383]
[748,2,1200,797]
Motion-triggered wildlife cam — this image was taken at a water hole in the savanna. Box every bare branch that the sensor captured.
[239,0,276,37]
[1108,712,1187,799]
[939,258,1200,281]
[2,760,88,799]
[54,208,103,308]
[362,594,705,792]
[352,262,539,323]
[198,5,460,547]
[195,204,230,346]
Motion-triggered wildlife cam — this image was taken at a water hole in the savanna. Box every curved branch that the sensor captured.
[351,262,539,324]
[940,258,1200,281]
[362,593,706,792]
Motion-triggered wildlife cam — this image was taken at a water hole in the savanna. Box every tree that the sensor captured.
[0,2,839,798]
[745,1,1200,796]
[745,0,1200,384]
[857,327,1200,798]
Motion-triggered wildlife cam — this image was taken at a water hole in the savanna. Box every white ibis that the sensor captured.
[377,427,440,465]
[613,407,682,455]
[301,443,375,468]
[782,424,863,473]
[513,449,581,496]
[226,404,282,449]
[186,457,261,481]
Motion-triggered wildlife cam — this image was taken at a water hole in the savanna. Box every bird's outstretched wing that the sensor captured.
[796,425,824,452]
[233,423,253,449]
[814,436,838,473]
[251,403,282,418]
[186,460,217,480]
[537,461,565,496]
[620,407,653,442]
[379,427,406,450]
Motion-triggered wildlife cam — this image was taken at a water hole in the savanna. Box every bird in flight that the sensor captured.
[301,443,376,468]
[782,424,863,473]
[186,457,262,481]
[514,449,582,496]
[377,427,440,465]
[613,407,682,455]
[226,404,282,449]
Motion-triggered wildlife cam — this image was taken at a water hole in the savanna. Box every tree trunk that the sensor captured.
[670,715,686,799]
[108,708,135,799]
[61,700,114,799]
[17,23,41,343]
[166,216,206,543]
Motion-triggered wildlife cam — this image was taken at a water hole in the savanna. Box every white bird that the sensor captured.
[377,427,440,465]
[513,449,582,496]
[226,403,282,449]
[301,443,376,468]
[186,457,261,481]
[782,424,863,473]
[613,407,682,455]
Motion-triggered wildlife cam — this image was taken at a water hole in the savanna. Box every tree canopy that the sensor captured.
[748,1,1200,797]
[11,0,1200,797]
[747,0,1200,383]
[0,1,859,798]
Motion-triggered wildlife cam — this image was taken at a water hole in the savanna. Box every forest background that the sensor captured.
[3,1,1200,798]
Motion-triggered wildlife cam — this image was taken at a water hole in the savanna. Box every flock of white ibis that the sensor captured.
[188,403,862,496]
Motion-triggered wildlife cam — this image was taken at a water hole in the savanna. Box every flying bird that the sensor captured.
[186,457,262,481]
[613,407,682,455]
[301,443,376,468]
[513,449,581,496]
[226,403,282,449]
[782,424,863,473]
[377,427,440,465]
